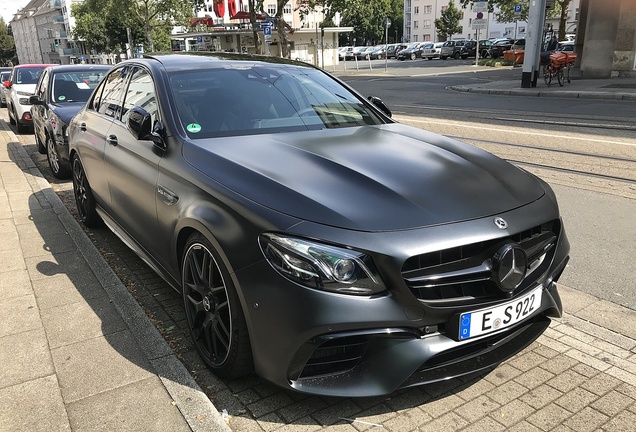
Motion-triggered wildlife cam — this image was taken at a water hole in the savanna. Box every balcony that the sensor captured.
[52,15,65,24]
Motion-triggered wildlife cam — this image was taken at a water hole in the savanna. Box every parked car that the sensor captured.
[459,40,493,59]
[386,43,408,59]
[3,63,54,133]
[440,40,467,59]
[0,67,11,108]
[396,42,425,60]
[421,42,443,60]
[351,46,371,59]
[364,45,386,60]
[68,53,569,398]
[29,64,111,178]
[338,47,352,61]
[490,38,525,59]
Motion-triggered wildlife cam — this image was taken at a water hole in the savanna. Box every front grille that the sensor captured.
[402,220,560,307]
[298,335,369,379]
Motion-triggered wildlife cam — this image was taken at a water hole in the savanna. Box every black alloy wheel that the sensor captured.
[453,51,461,59]
[182,234,253,379]
[47,135,71,179]
[410,52,417,60]
[72,154,101,227]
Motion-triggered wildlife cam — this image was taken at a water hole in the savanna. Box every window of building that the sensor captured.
[413,35,418,42]
[267,4,276,16]
[283,3,292,14]
[424,5,432,14]
[424,19,431,28]
[414,6,419,14]
[413,20,419,29]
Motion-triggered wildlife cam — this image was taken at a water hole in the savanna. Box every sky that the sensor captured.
[0,0,31,24]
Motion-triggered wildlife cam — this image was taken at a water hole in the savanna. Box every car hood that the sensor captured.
[183,124,545,231]
[12,83,37,94]
[52,102,85,125]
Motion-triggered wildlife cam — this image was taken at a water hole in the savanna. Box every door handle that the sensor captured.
[106,135,118,146]
[79,122,87,131]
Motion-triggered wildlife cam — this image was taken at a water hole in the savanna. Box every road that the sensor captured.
[338,65,636,310]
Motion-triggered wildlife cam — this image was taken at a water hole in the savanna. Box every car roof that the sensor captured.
[133,53,318,74]
[13,64,55,68]
[45,64,112,74]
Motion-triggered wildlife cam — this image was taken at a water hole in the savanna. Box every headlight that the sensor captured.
[17,91,32,96]
[259,233,386,296]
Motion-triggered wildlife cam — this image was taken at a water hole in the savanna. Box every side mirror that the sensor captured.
[368,96,392,118]
[2,80,11,89]
[29,95,44,105]
[127,106,165,148]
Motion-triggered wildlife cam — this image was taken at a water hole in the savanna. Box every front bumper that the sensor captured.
[233,192,569,397]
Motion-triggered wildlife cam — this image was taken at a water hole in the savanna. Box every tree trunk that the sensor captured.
[275,14,289,58]
[558,0,571,40]
[249,0,261,54]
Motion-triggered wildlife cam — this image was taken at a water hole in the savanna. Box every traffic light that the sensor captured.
[54,39,59,47]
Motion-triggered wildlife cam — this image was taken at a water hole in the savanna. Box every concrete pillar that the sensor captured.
[580,0,621,78]
[613,0,636,76]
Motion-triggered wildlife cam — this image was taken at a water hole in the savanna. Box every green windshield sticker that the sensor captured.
[187,123,201,133]
[58,95,66,101]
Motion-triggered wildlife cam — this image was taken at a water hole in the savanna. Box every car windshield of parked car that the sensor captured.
[15,67,45,84]
[0,71,9,82]
[170,65,385,139]
[52,71,107,103]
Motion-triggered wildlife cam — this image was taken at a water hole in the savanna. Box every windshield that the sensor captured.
[0,71,10,81]
[170,65,385,139]
[52,70,107,103]
[15,67,45,84]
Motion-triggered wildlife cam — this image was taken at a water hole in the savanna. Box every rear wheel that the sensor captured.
[410,53,416,60]
[543,65,552,86]
[8,106,16,125]
[72,154,102,227]
[453,51,460,59]
[182,233,253,379]
[15,115,28,133]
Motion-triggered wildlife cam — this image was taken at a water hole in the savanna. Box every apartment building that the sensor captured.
[11,0,84,65]
[403,0,581,43]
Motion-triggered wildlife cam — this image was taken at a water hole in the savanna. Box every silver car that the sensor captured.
[0,68,11,108]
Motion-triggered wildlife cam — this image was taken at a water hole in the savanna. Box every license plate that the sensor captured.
[458,287,543,340]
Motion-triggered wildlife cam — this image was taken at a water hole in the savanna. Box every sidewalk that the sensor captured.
[0,122,230,431]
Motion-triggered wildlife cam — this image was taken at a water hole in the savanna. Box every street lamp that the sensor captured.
[383,18,391,72]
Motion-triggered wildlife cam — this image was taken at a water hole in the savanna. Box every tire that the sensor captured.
[8,105,15,125]
[543,65,552,86]
[47,134,71,179]
[410,53,416,60]
[453,51,460,60]
[182,233,254,379]
[557,68,565,86]
[377,54,383,60]
[72,154,102,227]
[16,117,28,134]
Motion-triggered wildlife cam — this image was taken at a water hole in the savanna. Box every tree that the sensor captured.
[297,0,402,47]
[0,18,17,66]
[435,0,463,41]
[459,0,572,40]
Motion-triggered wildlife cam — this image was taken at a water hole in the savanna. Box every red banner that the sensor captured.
[213,0,225,18]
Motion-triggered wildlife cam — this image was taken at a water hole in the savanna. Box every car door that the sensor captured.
[73,65,131,211]
[103,65,163,257]
[31,69,50,145]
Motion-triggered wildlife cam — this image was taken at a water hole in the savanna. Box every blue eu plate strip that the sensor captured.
[459,313,471,340]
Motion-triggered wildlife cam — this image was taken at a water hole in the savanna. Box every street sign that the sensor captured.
[472,18,487,30]
[514,4,522,13]
[546,0,555,9]
[263,24,272,42]
[474,1,488,13]
[383,18,391,29]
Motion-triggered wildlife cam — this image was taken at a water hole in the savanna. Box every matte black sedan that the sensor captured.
[68,53,569,397]
[30,64,110,178]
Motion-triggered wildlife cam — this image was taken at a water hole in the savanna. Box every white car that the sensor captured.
[5,64,52,133]
[422,42,443,60]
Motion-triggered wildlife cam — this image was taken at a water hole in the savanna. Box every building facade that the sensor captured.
[11,0,84,65]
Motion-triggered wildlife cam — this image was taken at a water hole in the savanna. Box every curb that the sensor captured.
[7,130,231,432]
[449,85,636,101]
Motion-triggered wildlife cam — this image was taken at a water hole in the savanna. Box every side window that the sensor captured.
[97,66,130,119]
[89,76,108,112]
[121,67,158,126]
[37,70,49,100]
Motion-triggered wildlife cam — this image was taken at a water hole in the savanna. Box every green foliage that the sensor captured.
[72,0,196,53]
[0,18,17,66]
[458,0,570,27]
[435,0,463,40]
[297,0,403,45]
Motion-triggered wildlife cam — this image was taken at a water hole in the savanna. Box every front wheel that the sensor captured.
[72,154,102,227]
[557,67,565,86]
[47,135,71,179]
[453,52,460,59]
[182,233,254,379]
[410,53,416,60]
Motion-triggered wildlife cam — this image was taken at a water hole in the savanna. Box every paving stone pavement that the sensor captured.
[1,105,636,430]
